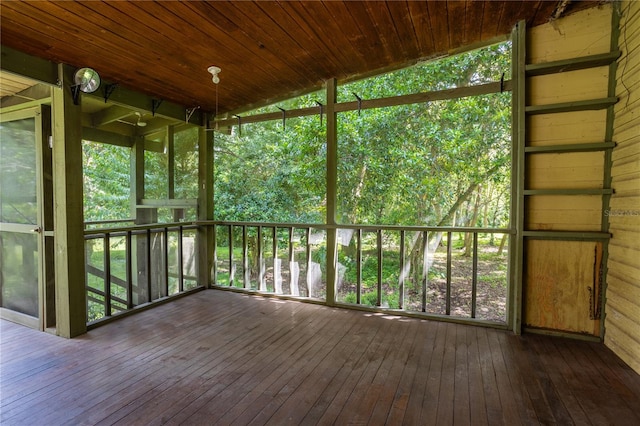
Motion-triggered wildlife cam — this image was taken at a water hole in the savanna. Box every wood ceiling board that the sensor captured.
[356,2,400,64]
[217,1,318,85]
[182,1,310,109]
[0,0,596,116]
[267,2,341,77]
[406,1,435,54]
[447,1,468,51]
[303,1,372,73]
[480,1,506,40]
[464,1,486,46]
[427,1,451,53]
[385,1,422,59]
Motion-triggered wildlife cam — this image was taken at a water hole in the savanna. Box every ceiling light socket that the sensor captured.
[207,66,221,84]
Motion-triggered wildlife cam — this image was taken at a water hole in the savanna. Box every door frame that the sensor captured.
[0,104,53,330]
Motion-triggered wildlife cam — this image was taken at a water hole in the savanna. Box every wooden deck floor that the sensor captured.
[1,290,639,425]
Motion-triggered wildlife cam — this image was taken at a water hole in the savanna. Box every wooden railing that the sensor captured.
[85,221,513,327]
[84,222,201,325]
[204,221,514,326]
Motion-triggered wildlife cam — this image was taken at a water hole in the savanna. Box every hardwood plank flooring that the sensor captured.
[1,290,639,425]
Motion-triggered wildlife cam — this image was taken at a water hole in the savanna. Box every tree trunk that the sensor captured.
[497,234,508,256]
[463,188,482,257]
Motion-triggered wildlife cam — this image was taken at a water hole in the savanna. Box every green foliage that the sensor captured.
[83,42,512,233]
[213,42,511,229]
[82,141,131,221]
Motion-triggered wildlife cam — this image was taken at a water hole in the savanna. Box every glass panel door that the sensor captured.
[0,107,46,329]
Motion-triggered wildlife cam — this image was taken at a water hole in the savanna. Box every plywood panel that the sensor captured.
[524,240,601,335]
[527,67,609,106]
[526,195,602,231]
[526,152,604,189]
[528,4,612,64]
[527,110,606,146]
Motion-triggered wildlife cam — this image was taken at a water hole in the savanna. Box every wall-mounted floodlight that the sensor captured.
[71,67,101,104]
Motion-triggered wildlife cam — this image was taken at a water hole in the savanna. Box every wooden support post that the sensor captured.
[510,20,526,334]
[131,134,150,305]
[325,78,338,306]
[51,64,87,338]
[197,117,214,288]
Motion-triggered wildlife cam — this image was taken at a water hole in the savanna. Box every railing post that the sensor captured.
[399,230,405,310]
[289,227,299,296]
[126,230,133,308]
[356,229,362,305]
[104,233,111,316]
[472,232,478,318]
[163,228,169,297]
[273,227,282,294]
[422,231,428,312]
[258,226,265,291]
[243,225,250,289]
[229,225,234,286]
[376,229,383,307]
[178,226,184,292]
[446,231,452,315]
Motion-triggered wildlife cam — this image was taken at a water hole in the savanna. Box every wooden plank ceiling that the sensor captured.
[0,0,596,116]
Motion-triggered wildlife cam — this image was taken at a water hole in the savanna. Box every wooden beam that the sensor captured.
[83,78,204,124]
[90,105,134,127]
[0,45,58,86]
[82,127,133,147]
[212,80,512,129]
[0,84,52,108]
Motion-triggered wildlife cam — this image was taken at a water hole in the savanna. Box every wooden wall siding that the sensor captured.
[526,195,603,231]
[523,4,614,336]
[527,5,613,63]
[526,152,605,189]
[527,110,607,146]
[606,0,640,375]
[527,67,610,106]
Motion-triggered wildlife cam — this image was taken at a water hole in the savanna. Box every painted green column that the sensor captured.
[510,21,526,335]
[198,115,214,288]
[325,79,338,306]
[52,64,86,337]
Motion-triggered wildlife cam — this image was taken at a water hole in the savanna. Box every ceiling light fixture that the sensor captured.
[207,66,221,84]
